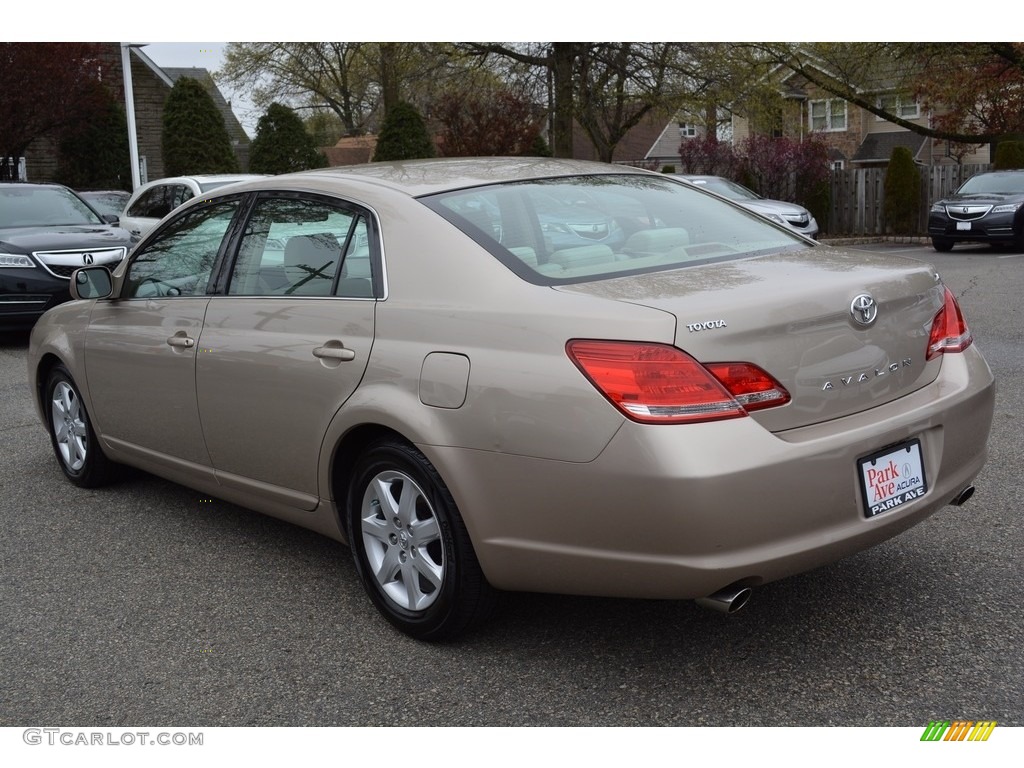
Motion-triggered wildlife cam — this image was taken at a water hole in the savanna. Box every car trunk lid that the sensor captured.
[555,247,946,432]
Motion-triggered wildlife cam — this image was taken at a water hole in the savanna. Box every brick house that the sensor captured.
[643,60,992,171]
[21,43,250,185]
[729,65,990,169]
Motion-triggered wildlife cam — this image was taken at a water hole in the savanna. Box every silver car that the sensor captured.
[676,174,819,238]
[28,159,993,639]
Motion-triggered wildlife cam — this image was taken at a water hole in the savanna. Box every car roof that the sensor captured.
[1,182,74,190]
[260,158,656,198]
[135,174,264,187]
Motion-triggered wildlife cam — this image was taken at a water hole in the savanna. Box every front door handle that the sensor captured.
[166,335,195,349]
[313,344,356,362]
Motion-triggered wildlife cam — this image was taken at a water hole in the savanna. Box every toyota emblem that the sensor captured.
[850,294,878,326]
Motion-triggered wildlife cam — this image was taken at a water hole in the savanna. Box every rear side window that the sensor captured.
[228,196,374,298]
[422,174,808,285]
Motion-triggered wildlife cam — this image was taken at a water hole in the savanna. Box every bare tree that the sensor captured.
[219,43,461,137]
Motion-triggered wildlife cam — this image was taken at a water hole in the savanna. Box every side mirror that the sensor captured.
[101,213,120,225]
[70,266,113,300]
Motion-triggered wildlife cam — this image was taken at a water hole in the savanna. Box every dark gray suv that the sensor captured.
[1,183,133,328]
[928,170,1024,252]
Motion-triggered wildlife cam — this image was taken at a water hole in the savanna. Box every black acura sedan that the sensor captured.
[1,183,134,328]
[928,170,1024,252]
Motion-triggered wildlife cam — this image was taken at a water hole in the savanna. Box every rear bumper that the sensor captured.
[426,346,994,599]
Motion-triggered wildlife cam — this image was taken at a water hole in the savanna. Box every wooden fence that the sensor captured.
[827,164,992,236]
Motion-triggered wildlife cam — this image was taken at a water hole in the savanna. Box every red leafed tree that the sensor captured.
[0,42,108,179]
[435,88,544,157]
[910,43,1024,143]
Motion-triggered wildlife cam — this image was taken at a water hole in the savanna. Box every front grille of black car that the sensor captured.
[32,248,127,280]
[946,205,992,222]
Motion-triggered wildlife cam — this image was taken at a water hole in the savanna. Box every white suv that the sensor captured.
[120,174,266,238]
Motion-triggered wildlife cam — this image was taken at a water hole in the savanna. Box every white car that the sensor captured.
[120,174,266,238]
[675,175,819,239]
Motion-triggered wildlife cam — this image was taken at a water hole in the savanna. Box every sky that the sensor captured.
[142,43,259,137]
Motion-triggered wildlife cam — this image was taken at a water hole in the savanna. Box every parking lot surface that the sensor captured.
[1,242,1021,727]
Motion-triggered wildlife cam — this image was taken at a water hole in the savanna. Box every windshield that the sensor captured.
[956,172,1024,195]
[0,186,104,229]
[422,174,807,285]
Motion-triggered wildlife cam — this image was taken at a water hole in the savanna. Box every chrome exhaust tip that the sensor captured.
[950,485,976,506]
[695,584,752,614]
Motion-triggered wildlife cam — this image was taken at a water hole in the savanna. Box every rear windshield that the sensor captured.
[421,174,808,285]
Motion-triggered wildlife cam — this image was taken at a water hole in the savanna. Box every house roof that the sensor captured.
[852,131,928,163]
[129,46,174,88]
[571,112,672,163]
[323,136,378,166]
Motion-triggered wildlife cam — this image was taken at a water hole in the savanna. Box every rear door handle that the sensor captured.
[313,344,356,362]
[166,335,195,349]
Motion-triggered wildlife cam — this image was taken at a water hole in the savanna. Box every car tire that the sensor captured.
[347,439,496,640]
[45,364,116,488]
[931,237,954,252]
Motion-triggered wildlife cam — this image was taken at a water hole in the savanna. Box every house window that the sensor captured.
[876,94,920,120]
[678,123,697,138]
[810,99,847,132]
[1,156,27,181]
[831,160,845,172]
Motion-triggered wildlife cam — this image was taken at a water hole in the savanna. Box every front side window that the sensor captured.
[169,184,195,210]
[810,99,848,131]
[228,196,374,298]
[127,185,174,219]
[124,200,240,298]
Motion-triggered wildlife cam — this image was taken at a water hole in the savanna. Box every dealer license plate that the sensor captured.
[956,221,972,230]
[858,440,927,518]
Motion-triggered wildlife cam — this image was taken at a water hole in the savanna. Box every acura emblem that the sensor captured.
[962,207,969,214]
[850,294,878,326]
[82,253,94,265]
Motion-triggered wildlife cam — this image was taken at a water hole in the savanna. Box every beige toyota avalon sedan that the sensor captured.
[28,158,995,640]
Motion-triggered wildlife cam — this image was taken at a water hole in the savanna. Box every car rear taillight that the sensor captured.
[927,287,973,361]
[566,340,790,424]
[704,362,792,412]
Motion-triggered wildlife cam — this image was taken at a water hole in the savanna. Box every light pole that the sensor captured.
[120,43,145,191]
